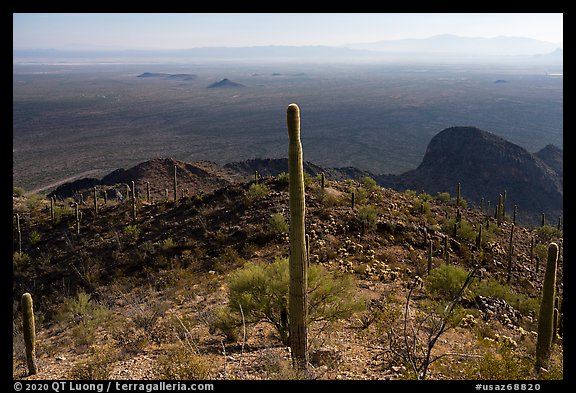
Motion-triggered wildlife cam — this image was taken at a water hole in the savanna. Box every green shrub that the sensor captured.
[535,225,562,242]
[159,237,176,250]
[436,192,451,203]
[426,265,471,299]
[357,205,378,231]
[123,224,140,241]
[463,346,533,380]
[29,231,41,246]
[244,183,269,206]
[268,213,289,235]
[217,257,365,345]
[13,187,25,197]
[277,172,289,186]
[362,176,378,192]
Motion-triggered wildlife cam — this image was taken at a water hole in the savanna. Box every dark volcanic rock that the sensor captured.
[378,126,562,226]
[207,78,245,88]
[224,158,324,178]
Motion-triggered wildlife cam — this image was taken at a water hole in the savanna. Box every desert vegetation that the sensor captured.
[12,144,563,381]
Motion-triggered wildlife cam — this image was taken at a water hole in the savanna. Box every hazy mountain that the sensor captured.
[346,34,559,56]
[207,79,245,88]
[13,36,561,63]
[137,72,197,81]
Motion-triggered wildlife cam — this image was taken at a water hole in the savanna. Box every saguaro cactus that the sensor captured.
[286,103,308,369]
[476,223,483,249]
[506,224,515,283]
[21,292,37,375]
[75,202,80,235]
[50,196,55,222]
[146,181,151,203]
[93,187,98,217]
[16,213,22,254]
[535,243,559,370]
[131,181,137,223]
[456,182,461,206]
[351,191,355,210]
[427,239,433,274]
[173,165,178,202]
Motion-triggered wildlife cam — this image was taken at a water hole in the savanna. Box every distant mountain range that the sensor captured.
[13,35,563,64]
[346,34,560,56]
[49,126,562,227]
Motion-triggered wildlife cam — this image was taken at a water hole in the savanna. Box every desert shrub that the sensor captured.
[268,213,289,235]
[56,292,112,347]
[29,231,41,246]
[216,257,365,345]
[441,218,476,243]
[13,186,25,197]
[244,183,269,206]
[155,344,211,380]
[357,205,378,232]
[68,349,115,380]
[362,176,378,193]
[462,346,533,380]
[410,199,431,216]
[13,251,30,266]
[277,172,289,186]
[426,264,471,300]
[26,194,44,213]
[535,225,562,242]
[123,224,140,241]
[456,220,476,242]
[435,192,451,203]
[159,237,176,250]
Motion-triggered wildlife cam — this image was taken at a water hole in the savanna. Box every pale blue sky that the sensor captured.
[13,13,563,50]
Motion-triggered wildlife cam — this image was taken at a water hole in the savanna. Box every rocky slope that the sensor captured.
[377,127,563,227]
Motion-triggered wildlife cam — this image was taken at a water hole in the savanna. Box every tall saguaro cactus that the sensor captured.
[535,242,559,370]
[173,165,178,202]
[93,187,98,218]
[21,292,38,375]
[131,181,137,223]
[16,213,22,254]
[286,103,308,370]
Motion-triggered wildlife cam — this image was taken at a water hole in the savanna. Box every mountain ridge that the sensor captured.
[47,127,561,227]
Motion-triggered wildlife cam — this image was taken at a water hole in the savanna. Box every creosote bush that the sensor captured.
[213,257,365,345]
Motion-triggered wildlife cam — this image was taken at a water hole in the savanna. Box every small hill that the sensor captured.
[137,72,197,81]
[207,78,245,88]
[48,158,243,200]
[534,144,563,177]
[378,127,562,226]
[224,158,324,178]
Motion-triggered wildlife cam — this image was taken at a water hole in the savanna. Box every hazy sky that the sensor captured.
[13,13,563,50]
